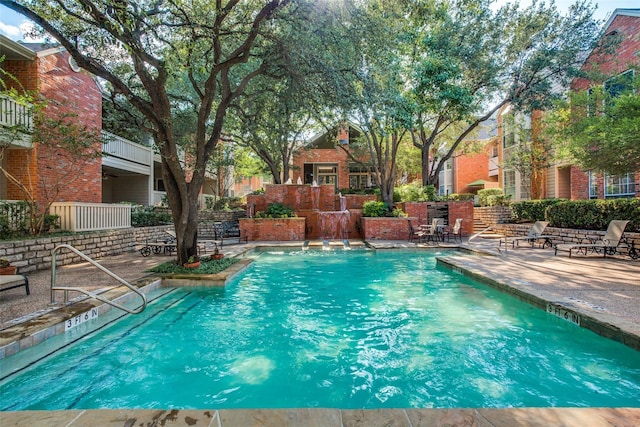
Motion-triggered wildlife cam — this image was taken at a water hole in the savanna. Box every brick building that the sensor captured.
[0,37,103,203]
[546,8,640,200]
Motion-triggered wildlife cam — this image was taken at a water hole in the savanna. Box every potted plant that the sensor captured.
[0,258,17,275]
[183,255,200,269]
[212,243,224,260]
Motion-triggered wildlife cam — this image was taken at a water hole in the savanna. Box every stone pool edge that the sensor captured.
[436,255,640,351]
[2,407,639,426]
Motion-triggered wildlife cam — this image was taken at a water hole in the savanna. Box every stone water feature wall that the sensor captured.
[243,184,375,240]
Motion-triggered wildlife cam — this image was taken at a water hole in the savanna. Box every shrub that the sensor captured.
[395,182,437,202]
[546,198,640,232]
[478,188,510,207]
[448,193,475,202]
[362,201,388,217]
[209,196,244,211]
[510,199,565,222]
[255,203,296,218]
[131,205,173,227]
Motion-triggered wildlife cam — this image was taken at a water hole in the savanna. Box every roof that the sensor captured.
[0,34,36,60]
[467,179,488,186]
[602,8,640,33]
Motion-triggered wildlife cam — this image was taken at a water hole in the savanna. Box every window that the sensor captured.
[502,113,515,148]
[348,163,374,190]
[588,171,598,199]
[604,173,635,198]
[604,69,635,98]
[503,170,516,198]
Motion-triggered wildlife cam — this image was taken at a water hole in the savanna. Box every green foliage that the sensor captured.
[131,205,172,227]
[395,183,437,202]
[545,83,640,175]
[510,199,565,222]
[448,193,475,202]
[392,208,407,218]
[251,188,266,195]
[546,199,640,232]
[362,201,388,217]
[477,189,511,207]
[147,256,238,274]
[339,188,378,195]
[207,197,243,211]
[255,203,295,218]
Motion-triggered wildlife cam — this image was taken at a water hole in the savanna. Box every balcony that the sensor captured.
[0,94,33,148]
[102,131,153,174]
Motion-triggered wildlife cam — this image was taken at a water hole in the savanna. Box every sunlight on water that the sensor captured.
[1,249,639,411]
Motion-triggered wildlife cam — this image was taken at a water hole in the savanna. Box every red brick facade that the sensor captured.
[3,49,103,204]
[567,11,640,199]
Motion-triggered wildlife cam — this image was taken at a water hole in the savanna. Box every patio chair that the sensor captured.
[554,220,630,258]
[442,218,463,243]
[408,220,426,243]
[500,221,553,249]
[422,218,443,245]
[0,274,30,295]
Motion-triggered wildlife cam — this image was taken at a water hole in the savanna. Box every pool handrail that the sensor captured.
[50,244,147,314]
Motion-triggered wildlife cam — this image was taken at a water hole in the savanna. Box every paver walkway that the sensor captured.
[1,239,639,426]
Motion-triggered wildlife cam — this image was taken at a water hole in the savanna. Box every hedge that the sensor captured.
[510,199,565,222]
[546,198,640,232]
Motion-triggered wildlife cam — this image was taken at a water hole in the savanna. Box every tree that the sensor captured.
[402,0,600,187]
[2,0,293,264]
[545,85,640,176]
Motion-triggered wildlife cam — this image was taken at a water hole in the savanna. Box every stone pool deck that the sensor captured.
[1,238,639,426]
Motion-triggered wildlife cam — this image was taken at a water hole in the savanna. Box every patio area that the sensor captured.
[1,238,639,426]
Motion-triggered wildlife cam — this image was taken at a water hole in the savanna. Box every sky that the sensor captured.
[0,1,639,41]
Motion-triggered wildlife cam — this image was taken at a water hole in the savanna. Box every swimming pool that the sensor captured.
[1,249,639,410]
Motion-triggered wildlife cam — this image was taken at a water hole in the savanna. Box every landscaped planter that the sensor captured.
[239,217,306,241]
[361,217,416,240]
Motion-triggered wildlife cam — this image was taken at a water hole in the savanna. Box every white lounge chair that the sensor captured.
[500,221,553,248]
[554,220,630,258]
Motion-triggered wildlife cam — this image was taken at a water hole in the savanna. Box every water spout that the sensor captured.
[343,240,351,250]
[322,240,330,250]
[303,240,310,251]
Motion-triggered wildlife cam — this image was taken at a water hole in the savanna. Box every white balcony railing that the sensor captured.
[50,202,131,232]
[102,131,153,167]
[0,94,33,131]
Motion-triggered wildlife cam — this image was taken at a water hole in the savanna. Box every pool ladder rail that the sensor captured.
[50,244,147,314]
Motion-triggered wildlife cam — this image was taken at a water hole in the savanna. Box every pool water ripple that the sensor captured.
[1,249,639,410]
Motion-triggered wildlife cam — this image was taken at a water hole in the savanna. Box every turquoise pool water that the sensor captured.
[1,249,639,410]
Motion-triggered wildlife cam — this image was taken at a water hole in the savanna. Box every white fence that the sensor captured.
[50,202,131,232]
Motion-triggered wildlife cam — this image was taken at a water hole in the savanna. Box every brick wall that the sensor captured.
[292,149,351,189]
[454,147,492,194]
[361,217,415,240]
[2,60,38,91]
[36,51,103,203]
[239,218,306,241]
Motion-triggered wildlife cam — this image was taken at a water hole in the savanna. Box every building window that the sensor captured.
[604,173,635,198]
[503,170,516,198]
[348,163,374,190]
[502,113,515,148]
[588,171,598,199]
[604,69,635,98]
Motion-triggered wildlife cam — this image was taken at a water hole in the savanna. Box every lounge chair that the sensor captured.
[0,274,30,295]
[554,220,630,258]
[500,221,553,248]
[442,218,463,243]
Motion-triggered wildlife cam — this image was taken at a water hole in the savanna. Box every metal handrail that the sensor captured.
[467,226,495,243]
[50,244,147,314]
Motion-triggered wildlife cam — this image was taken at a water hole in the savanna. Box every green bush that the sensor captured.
[511,199,565,222]
[395,183,437,202]
[362,201,388,217]
[448,193,475,202]
[131,205,173,227]
[255,203,296,218]
[209,196,243,211]
[478,188,510,207]
[546,198,640,232]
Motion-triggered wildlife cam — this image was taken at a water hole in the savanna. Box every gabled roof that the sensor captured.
[602,8,640,33]
[0,34,36,60]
